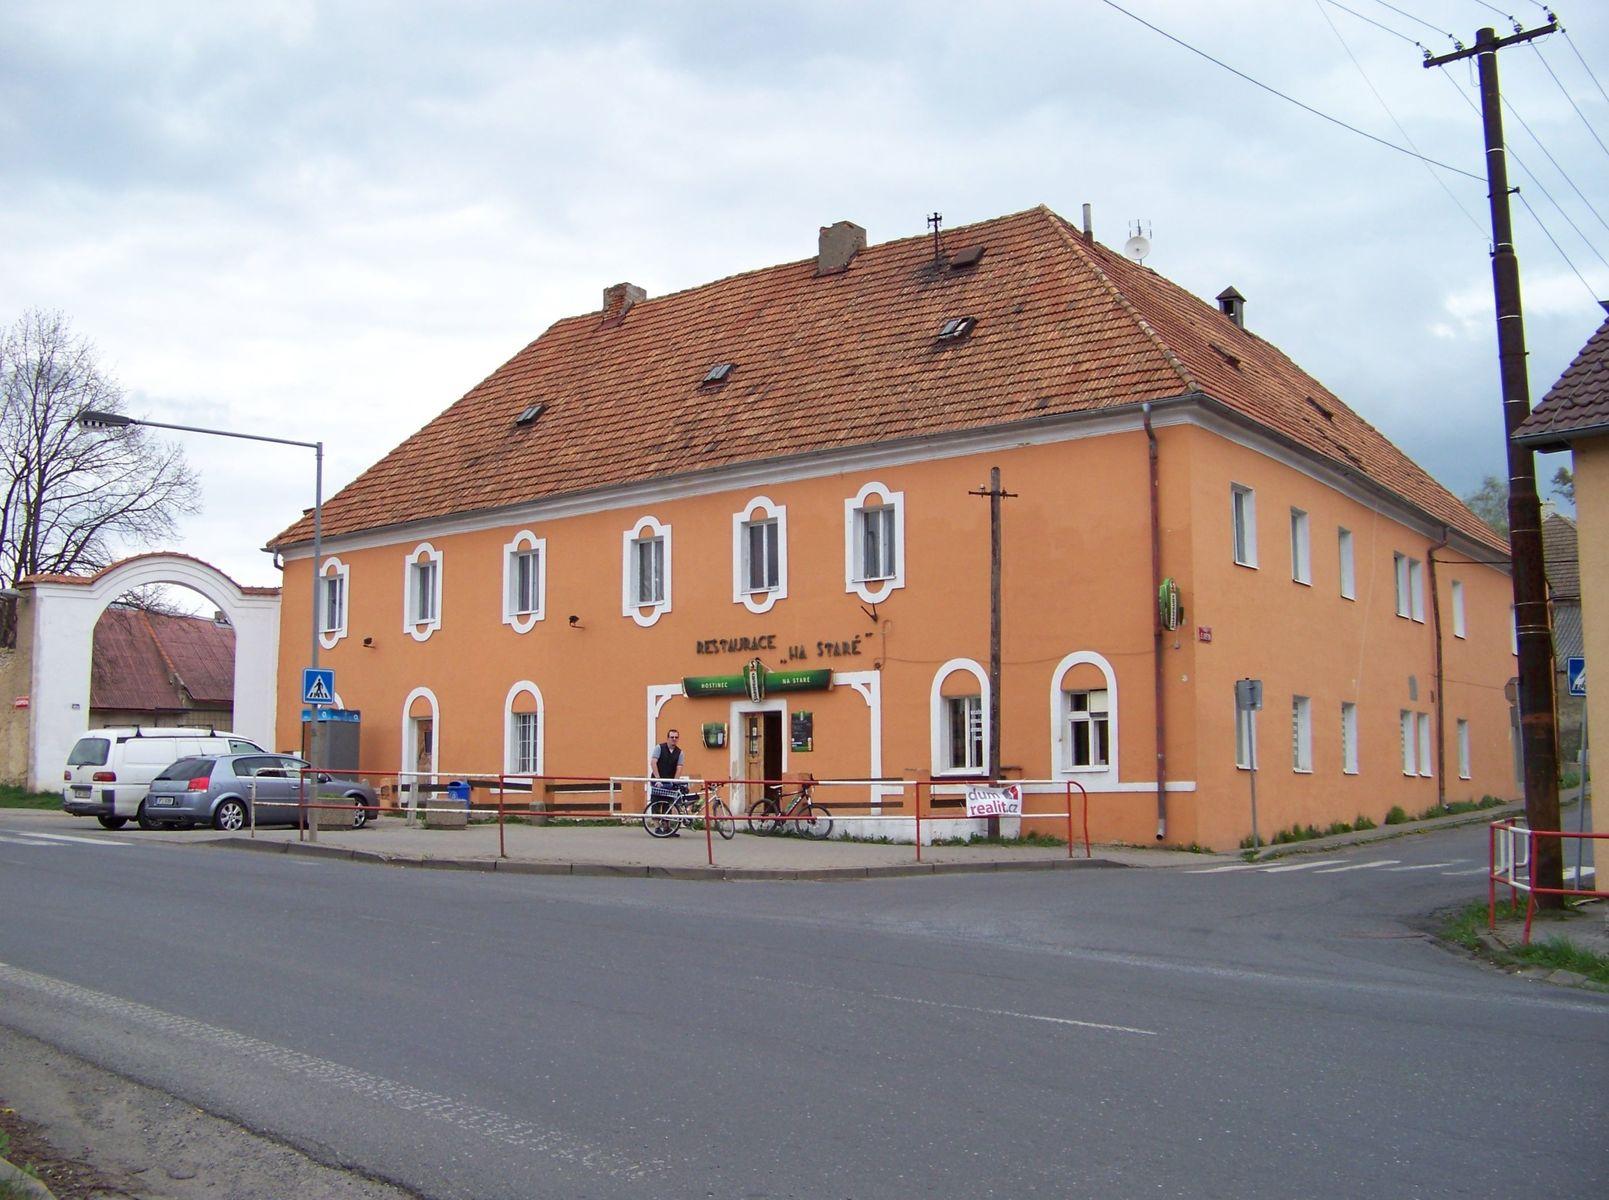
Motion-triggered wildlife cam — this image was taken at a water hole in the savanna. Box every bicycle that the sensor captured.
[745,779,833,839]
[642,780,736,840]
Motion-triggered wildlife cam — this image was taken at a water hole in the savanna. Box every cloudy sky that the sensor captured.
[4,0,1605,596]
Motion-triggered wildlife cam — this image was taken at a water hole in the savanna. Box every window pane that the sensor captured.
[635,538,663,604]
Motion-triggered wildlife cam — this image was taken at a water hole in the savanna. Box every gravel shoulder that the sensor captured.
[0,1027,417,1200]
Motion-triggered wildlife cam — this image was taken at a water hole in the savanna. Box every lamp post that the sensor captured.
[80,410,326,841]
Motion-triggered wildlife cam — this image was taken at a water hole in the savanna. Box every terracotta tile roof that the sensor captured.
[91,608,235,711]
[1541,511,1579,599]
[272,205,1505,554]
[1516,317,1609,448]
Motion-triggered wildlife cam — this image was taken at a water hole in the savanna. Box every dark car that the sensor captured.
[142,754,379,831]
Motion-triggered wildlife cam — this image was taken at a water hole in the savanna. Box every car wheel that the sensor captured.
[350,797,368,829]
[213,798,247,832]
[136,802,159,831]
[96,815,128,830]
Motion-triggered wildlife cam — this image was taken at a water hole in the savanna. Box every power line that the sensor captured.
[1561,28,1609,107]
[1469,1,1523,32]
[1515,189,1602,301]
[1094,0,1484,181]
[1320,0,1425,48]
[1315,1,1489,236]
[1502,94,1609,235]
[1530,42,1609,160]
[1370,0,1459,42]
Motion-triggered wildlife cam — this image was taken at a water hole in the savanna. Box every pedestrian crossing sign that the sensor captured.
[302,667,336,706]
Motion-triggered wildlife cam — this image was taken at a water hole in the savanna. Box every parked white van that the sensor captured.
[62,727,266,829]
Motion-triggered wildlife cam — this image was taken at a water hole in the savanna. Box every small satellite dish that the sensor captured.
[1123,233,1151,263]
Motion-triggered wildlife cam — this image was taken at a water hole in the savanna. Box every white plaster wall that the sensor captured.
[24,556,281,792]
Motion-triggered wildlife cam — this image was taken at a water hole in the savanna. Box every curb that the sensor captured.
[209,837,1128,881]
[1244,802,1525,862]
[0,1156,56,1200]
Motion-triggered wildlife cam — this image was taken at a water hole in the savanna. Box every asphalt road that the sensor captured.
[1,811,1603,1199]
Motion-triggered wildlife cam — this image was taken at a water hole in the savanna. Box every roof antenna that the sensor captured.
[927,211,943,266]
[1124,219,1152,264]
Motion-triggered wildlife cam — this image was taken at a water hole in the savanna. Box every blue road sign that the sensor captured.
[1566,656,1586,698]
[302,667,336,706]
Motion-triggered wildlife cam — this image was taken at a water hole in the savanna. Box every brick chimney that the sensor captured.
[1216,286,1246,329]
[602,282,646,322]
[817,221,867,276]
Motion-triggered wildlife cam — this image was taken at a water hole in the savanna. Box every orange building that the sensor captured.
[269,206,1517,849]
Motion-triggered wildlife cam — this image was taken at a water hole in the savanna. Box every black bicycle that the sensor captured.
[643,781,736,840]
[745,779,833,839]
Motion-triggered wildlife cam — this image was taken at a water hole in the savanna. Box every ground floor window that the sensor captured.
[1457,718,1471,780]
[945,694,983,772]
[1065,689,1110,768]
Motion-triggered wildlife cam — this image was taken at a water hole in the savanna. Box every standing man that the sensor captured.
[649,729,687,836]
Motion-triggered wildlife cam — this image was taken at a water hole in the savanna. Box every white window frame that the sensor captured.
[1409,558,1425,623]
[1231,484,1258,568]
[1290,508,1311,585]
[732,496,788,614]
[1457,717,1471,780]
[402,543,442,642]
[1394,553,1410,618]
[1064,689,1111,769]
[845,481,905,604]
[943,694,984,773]
[501,530,547,634]
[400,686,440,781]
[1291,695,1313,773]
[1338,528,1355,600]
[1050,651,1120,785]
[318,556,349,649]
[1451,579,1466,639]
[621,515,672,627]
[1400,709,1416,776]
[1417,711,1433,778]
[1341,702,1359,775]
[503,680,545,776]
[930,658,989,776]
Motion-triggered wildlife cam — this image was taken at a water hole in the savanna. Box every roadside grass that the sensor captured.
[0,1126,40,1199]
[1440,898,1609,986]
[1246,796,1514,848]
[0,785,58,810]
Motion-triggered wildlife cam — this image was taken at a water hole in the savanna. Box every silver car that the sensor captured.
[142,753,379,831]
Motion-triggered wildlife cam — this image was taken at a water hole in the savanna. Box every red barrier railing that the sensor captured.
[1489,819,1607,944]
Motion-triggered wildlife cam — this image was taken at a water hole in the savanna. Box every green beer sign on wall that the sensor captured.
[682,659,833,700]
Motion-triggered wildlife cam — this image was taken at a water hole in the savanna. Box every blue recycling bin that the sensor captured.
[447,780,471,810]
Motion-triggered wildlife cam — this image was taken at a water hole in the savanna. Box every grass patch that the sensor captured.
[0,784,59,809]
[928,830,1068,849]
[1440,898,1609,986]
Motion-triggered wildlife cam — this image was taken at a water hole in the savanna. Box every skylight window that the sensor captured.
[514,403,545,426]
[702,362,735,385]
[937,316,976,342]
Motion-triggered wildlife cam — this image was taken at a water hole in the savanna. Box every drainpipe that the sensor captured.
[1427,527,1450,810]
[1142,402,1168,839]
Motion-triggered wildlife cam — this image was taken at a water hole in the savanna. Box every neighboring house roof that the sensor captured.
[90,608,235,712]
[272,205,1506,555]
[1552,600,1583,666]
[1515,316,1609,449]
[1541,511,1579,599]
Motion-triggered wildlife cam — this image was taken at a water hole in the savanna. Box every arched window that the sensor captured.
[732,496,788,614]
[502,530,546,633]
[621,515,672,627]
[504,681,544,775]
[844,481,905,604]
[401,687,439,785]
[402,543,442,641]
[1050,652,1118,783]
[318,556,349,649]
[930,658,989,775]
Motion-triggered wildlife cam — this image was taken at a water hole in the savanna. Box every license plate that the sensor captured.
[151,796,175,806]
[72,786,90,797]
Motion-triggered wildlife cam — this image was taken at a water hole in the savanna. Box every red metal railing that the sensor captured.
[1488,818,1606,944]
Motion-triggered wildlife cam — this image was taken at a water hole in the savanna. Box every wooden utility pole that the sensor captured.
[970,468,1016,834]
[1426,22,1562,904]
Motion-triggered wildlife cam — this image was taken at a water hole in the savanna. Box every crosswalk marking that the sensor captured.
[17,830,131,847]
[1385,862,1459,871]
[1440,868,1489,876]
[1261,859,1348,873]
[0,831,128,848]
[1314,860,1399,874]
[1184,863,1264,874]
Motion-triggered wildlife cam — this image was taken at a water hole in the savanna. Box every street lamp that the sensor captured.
[79,409,327,840]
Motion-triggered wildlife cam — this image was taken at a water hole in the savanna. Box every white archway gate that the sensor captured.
[18,553,282,792]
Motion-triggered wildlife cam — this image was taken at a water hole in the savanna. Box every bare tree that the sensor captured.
[1,309,199,644]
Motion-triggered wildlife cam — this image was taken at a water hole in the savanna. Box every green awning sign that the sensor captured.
[682,665,833,699]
